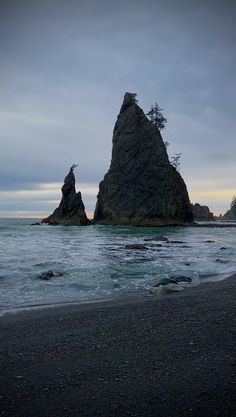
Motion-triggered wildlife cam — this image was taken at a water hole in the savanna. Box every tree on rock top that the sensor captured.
[146,102,167,130]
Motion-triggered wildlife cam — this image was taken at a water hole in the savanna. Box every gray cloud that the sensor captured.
[0,0,235,215]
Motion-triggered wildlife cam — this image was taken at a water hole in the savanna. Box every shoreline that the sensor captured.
[1,274,235,417]
[1,271,235,319]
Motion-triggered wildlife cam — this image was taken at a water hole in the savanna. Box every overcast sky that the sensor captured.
[0,0,235,217]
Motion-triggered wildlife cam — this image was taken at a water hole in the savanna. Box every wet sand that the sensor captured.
[1,275,236,417]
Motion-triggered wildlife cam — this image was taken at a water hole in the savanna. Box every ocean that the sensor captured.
[0,218,235,314]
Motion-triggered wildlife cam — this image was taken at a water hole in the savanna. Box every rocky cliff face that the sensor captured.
[191,203,215,221]
[42,166,88,226]
[94,93,193,226]
[223,202,236,220]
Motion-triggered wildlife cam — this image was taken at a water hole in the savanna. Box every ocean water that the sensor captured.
[0,218,235,313]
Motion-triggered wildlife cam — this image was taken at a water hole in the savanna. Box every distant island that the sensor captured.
[191,203,215,221]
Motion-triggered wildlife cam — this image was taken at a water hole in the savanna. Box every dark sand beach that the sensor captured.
[1,276,236,417]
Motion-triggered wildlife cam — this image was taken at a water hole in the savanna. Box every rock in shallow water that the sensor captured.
[125,244,149,250]
[39,270,54,280]
[151,276,192,295]
[144,235,169,242]
[153,276,192,286]
[151,283,185,295]
[39,270,64,280]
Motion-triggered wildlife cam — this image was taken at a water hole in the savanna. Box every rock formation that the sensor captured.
[223,200,236,220]
[42,166,89,226]
[191,203,215,221]
[94,92,193,226]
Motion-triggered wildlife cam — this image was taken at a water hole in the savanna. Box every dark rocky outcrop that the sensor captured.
[191,203,215,221]
[39,270,64,280]
[39,270,54,280]
[94,93,193,226]
[42,166,89,226]
[223,200,236,220]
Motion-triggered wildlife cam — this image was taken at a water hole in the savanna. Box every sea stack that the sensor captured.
[42,165,89,226]
[94,92,193,226]
[223,199,236,220]
[191,203,215,221]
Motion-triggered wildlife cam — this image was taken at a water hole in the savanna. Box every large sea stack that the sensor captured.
[42,166,88,226]
[94,93,193,226]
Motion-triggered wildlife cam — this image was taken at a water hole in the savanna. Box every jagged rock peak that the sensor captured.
[119,92,138,113]
[61,165,76,198]
[94,92,193,226]
[42,165,89,226]
[223,198,236,220]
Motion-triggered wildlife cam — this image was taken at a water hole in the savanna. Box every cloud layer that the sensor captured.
[0,0,235,216]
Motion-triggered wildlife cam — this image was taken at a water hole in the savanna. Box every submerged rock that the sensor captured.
[94,92,193,226]
[191,203,215,221]
[42,166,89,226]
[144,235,169,242]
[169,240,185,244]
[39,270,54,280]
[215,259,228,263]
[39,270,64,280]
[125,244,149,250]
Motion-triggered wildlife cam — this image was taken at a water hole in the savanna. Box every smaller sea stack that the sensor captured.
[191,203,215,221]
[42,165,88,226]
